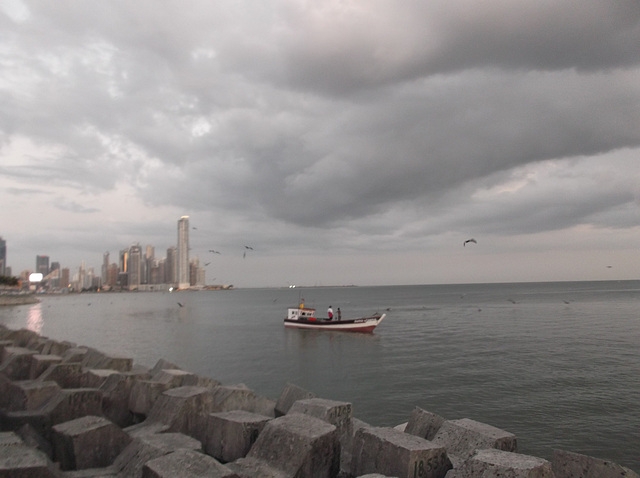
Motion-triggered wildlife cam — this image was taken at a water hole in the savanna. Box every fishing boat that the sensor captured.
[284,307,385,333]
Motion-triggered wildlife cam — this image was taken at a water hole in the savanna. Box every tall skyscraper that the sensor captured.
[166,246,177,285]
[36,255,49,276]
[128,244,142,290]
[177,216,190,289]
[0,236,6,276]
[102,252,110,284]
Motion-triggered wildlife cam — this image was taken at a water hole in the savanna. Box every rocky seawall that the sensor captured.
[0,324,637,477]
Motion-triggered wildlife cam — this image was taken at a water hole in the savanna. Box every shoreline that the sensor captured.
[0,293,39,306]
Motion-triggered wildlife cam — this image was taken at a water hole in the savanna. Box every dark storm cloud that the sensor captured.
[275,1,640,95]
[1,0,639,277]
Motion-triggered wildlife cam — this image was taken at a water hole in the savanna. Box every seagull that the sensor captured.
[244,245,254,250]
[204,262,211,266]
[463,238,477,247]
[177,302,184,307]
[208,250,221,254]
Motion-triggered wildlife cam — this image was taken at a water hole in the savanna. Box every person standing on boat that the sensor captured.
[327,305,334,320]
[337,308,342,320]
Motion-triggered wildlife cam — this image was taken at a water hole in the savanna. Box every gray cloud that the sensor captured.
[1,0,638,284]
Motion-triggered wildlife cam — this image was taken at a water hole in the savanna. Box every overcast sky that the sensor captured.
[1,0,639,288]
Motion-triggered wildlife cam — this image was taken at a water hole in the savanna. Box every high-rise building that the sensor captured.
[102,252,110,284]
[177,216,190,289]
[0,237,6,276]
[166,246,177,285]
[128,244,142,290]
[36,255,49,276]
[144,245,155,284]
[107,263,118,287]
[60,268,70,289]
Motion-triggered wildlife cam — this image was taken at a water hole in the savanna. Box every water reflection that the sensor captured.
[26,303,43,334]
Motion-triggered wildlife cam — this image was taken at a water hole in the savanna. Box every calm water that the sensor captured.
[1,281,638,471]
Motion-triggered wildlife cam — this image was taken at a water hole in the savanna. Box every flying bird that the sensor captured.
[244,245,254,250]
[204,262,211,266]
[463,238,477,247]
[177,302,184,307]
[208,250,221,254]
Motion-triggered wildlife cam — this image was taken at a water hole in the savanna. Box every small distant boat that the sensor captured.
[284,307,385,333]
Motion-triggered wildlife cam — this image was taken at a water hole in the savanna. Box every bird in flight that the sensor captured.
[244,245,254,250]
[463,238,477,247]
[208,250,221,254]
[204,262,211,266]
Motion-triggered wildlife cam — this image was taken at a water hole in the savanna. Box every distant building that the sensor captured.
[106,263,118,288]
[128,244,142,290]
[60,268,70,289]
[36,255,49,276]
[166,246,177,285]
[177,216,190,289]
[102,252,110,284]
[0,237,6,276]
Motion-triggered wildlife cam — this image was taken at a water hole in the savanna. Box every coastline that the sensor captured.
[0,293,40,306]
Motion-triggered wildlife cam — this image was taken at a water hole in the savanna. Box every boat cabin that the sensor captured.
[287,307,318,321]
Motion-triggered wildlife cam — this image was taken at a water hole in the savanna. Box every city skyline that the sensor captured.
[1,2,638,288]
[1,216,210,290]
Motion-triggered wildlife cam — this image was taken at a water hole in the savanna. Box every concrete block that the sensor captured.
[0,346,38,380]
[432,418,517,460]
[132,386,214,443]
[0,339,14,357]
[113,432,202,477]
[149,358,182,376]
[289,398,353,471]
[16,423,54,459]
[128,369,194,416]
[29,354,63,379]
[40,339,76,357]
[447,449,553,477]
[52,415,131,471]
[3,328,40,348]
[405,407,445,441]
[79,369,120,389]
[0,431,24,446]
[552,449,640,478]
[99,372,142,428]
[37,362,83,389]
[142,449,239,478]
[210,384,275,417]
[351,426,452,478]
[4,379,61,411]
[229,413,340,478]
[182,374,221,390]
[0,432,58,477]
[37,388,103,429]
[80,348,132,372]
[274,382,316,417]
[62,347,89,363]
[205,410,271,463]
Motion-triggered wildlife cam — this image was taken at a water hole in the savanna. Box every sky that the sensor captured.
[1,0,639,288]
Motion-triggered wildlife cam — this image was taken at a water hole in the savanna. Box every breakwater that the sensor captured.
[0,324,637,477]
[0,292,39,306]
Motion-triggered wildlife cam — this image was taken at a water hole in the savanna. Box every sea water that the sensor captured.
[1,280,638,471]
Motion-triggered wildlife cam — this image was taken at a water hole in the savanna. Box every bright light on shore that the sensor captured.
[29,273,43,283]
